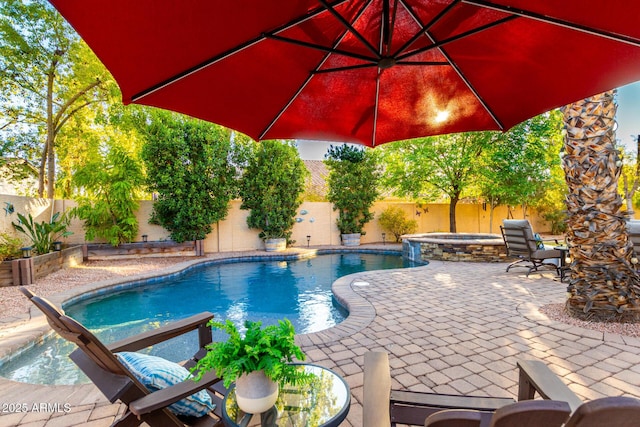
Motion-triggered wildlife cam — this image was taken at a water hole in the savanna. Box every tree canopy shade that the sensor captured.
[73,145,143,245]
[140,111,240,242]
[477,112,563,231]
[239,140,307,241]
[381,132,499,232]
[381,113,563,233]
[0,0,113,197]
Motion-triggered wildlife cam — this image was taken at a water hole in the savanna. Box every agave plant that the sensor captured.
[12,212,73,255]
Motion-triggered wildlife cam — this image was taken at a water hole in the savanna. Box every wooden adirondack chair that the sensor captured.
[19,287,227,427]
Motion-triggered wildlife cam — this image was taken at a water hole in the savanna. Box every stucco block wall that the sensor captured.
[1,194,563,252]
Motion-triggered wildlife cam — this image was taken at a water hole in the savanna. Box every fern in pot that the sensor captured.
[192,319,310,414]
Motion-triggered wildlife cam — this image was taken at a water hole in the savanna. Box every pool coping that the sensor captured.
[0,245,409,380]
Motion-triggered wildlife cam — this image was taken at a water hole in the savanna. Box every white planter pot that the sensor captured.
[235,370,279,414]
[341,233,361,247]
[265,238,286,252]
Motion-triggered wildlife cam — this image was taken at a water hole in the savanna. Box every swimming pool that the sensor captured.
[0,252,416,385]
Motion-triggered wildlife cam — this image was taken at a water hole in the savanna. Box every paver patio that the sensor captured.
[1,250,640,426]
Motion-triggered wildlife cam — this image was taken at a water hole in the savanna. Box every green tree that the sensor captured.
[378,206,418,242]
[0,0,113,197]
[325,144,380,235]
[621,135,640,218]
[73,144,143,246]
[141,111,239,242]
[239,140,307,241]
[381,132,498,232]
[478,112,563,231]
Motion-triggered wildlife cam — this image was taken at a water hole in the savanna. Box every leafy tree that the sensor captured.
[325,144,380,235]
[73,145,143,246]
[621,135,640,218]
[378,206,418,242]
[381,132,498,232]
[478,112,563,231]
[0,0,113,196]
[239,140,307,241]
[141,111,239,242]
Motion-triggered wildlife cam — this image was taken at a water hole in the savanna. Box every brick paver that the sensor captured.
[2,254,640,426]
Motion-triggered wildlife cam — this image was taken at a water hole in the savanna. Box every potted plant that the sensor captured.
[239,140,308,251]
[325,144,381,246]
[191,319,310,414]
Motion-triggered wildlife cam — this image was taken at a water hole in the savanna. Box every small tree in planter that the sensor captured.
[325,144,381,245]
[239,140,307,250]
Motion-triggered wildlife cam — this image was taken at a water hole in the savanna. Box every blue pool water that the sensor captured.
[0,252,416,385]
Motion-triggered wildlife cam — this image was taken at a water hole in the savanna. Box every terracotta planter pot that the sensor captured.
[235,370,279,414]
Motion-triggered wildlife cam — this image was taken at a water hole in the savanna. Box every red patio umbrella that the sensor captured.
[49,0,640,147]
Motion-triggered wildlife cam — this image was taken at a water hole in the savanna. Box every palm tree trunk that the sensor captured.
[562,90,640,322]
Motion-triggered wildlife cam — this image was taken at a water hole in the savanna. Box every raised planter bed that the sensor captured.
[0,245,84,287]
[83,240,204,260]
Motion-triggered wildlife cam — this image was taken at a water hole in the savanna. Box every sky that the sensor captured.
[297,80,640,160]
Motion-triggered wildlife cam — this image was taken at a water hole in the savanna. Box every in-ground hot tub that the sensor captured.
[402,233,507,263]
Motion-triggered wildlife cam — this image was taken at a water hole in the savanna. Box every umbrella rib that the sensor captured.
[402,8,504,130]
[385,0,399,56]
[438,45,504,130]
[392,0,461,58]
[396,61,449,66]
[318,0,381,59]
[396,16,516,61]
[259,1,373,140]
[265,33,378,64]
[372,69,382,147]
[130,0,352,102]
[313,63,379,74]
[463,0,640,47]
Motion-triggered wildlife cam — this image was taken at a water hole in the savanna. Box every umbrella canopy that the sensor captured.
[50,0,640,147]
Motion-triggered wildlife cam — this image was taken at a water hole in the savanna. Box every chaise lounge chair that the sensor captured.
[19,287,227,427]
[500,219,561,277]
[627,220,640,264]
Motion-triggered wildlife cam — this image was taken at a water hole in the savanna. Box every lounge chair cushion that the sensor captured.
[116,351,215,417]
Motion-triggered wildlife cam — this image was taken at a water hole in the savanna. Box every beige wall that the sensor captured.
[0,194,563,251]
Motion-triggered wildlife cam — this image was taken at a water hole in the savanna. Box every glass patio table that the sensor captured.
[222,364,350,427]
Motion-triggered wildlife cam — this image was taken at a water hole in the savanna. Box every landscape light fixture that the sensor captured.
[21,247,32,258]
[142,234,148,242]
[53,241,62,251]
[382,233,386,245]
[306,235,311,247]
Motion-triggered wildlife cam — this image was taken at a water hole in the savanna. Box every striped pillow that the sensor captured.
[116,351,215,417]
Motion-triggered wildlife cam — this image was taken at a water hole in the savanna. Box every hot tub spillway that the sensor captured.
[402,233,506,263]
